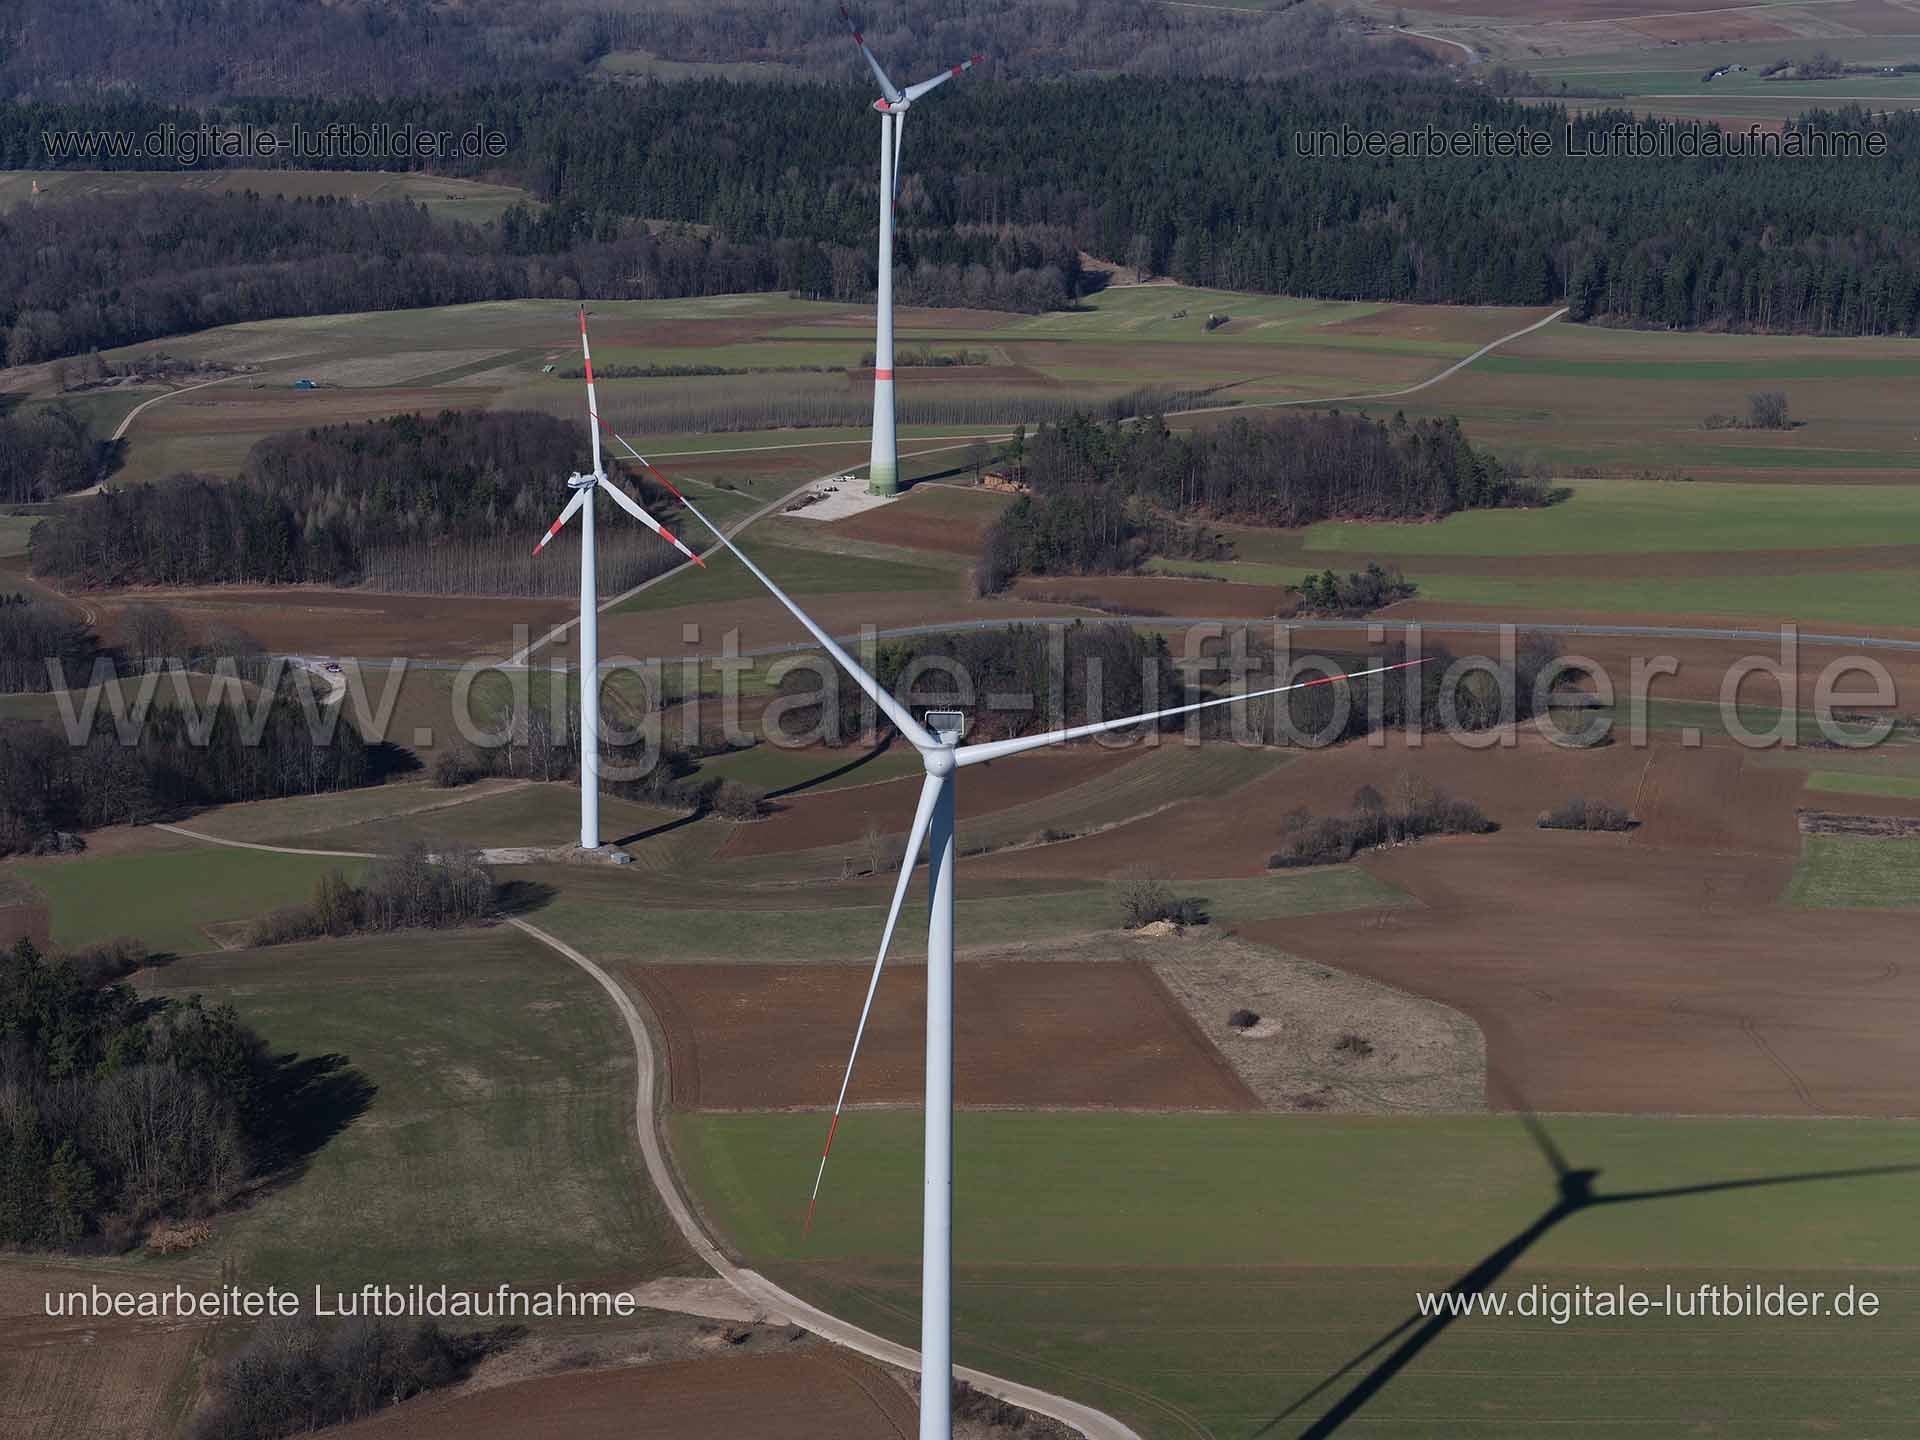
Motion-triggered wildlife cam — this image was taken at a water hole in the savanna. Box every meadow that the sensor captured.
[1786,834,1920,908]
[9,843,367,954]
[679,1108,1920,1439]
[140,928,697,1293]
[1141,476,1920,625]
[0,168,535,223]
[1517,29,1920,127]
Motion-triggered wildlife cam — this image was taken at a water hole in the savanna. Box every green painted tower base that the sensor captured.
[867,462,900,497]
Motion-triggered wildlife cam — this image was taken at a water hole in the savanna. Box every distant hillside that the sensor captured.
[0,0,1407,100]
[6,77,1915,348]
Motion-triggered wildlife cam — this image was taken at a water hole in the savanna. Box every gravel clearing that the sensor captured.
[1146,931,1485,1113]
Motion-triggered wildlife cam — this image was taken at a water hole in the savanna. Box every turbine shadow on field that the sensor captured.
[611,807,708,847]
[1263,1096,1920,1439]
[765,733,899,800]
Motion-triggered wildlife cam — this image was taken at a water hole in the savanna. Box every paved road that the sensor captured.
[505,915,1145,1440]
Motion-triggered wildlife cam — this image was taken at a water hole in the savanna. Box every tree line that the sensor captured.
[782,621,1181,746]
[0,682,372,854]
[7,76,1919,353]
[976,411,1543,593]
[28,410,689,598]
[246,846,498,948]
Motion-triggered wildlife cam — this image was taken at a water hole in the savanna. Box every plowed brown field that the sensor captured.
[0,1261,209,1440]
[628,960,1257,1111]
[717,744,1149,858]
[962,727,1648,882]
[320,1348,917,1439]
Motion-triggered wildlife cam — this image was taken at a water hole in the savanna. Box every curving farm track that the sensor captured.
[503,916,1145,1440]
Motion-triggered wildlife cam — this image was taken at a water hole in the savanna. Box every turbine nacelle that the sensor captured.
[566,471,599,491]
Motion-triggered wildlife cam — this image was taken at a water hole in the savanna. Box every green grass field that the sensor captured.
[1785,835,1920,909]
[1522,35,1920,103]
[1805,770,1920,800]
[1305,480,1920,557]
[1407,569,1920,626]
[679,1109,1920,1438]
[10,844,367,953]
[291,782,675,854]
[0,513,39,558]
[140,928,695,1293]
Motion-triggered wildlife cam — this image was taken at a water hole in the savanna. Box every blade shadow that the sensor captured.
[1258,1087,1920,1439]
[765,733,898,800]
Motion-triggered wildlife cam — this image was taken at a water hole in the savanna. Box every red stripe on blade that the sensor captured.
[641,462,684,500]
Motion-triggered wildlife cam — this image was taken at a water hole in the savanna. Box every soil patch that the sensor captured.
[963,726,1647,883]
[83,585,573,662]
[318,1347,918,1440]
[628,956,1258,1111]
[0,1259,210,1440]
[1628,743,1804,856]
[1260,835,1920,1117]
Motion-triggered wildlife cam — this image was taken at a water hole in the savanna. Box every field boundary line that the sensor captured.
[504,914,1146,1440]
[149,822,376,858]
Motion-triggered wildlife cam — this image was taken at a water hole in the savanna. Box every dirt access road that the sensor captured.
[504,917,1144,1440]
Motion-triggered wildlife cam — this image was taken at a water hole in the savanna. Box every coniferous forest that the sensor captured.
[2,77,1917,364]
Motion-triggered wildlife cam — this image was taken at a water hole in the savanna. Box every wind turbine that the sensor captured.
[838,4,983,497]
[586,414,1419,1439]
[533,307,703,850]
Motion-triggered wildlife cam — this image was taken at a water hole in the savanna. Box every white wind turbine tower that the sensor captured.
[838,4,983,496]
[533,307,703,850]
[587,417,1421,1438]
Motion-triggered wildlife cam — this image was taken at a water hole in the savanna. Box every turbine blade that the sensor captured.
[806,769,944,1235]
[589,410,688,501]
[531,488,588,555]
[953,658,1428,767]
[594,419,937,751]
[901,54,982,102]
[579,306,605,480]
[838,3,900,100]
[596,477,706,568]
[892,109,904,200]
